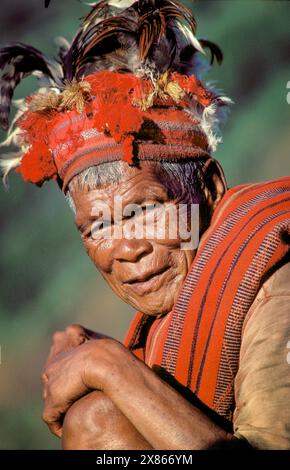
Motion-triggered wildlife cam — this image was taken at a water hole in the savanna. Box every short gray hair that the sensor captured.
[66,158,207,214]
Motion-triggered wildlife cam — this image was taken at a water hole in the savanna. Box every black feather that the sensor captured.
[62,0,200,79]
[0,42,63,129]
[199,39,223,65]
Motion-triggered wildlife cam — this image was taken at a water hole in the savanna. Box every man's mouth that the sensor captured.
[123,265,170,295]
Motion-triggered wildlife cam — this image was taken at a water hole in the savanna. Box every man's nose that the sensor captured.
[114,238,153,263]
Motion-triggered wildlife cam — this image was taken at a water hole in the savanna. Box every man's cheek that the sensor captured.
[153,238,182,251]
[84,239,114,273]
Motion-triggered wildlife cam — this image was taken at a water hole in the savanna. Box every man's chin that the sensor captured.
[125,294,173,317]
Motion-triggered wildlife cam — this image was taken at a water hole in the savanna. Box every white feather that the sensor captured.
[80,0,135,9]
[176,21,205,55]
[0,127,21,148]
[184,91,233,153]
[53,36,71,52]
[0,97,29,189]
[78,1,98,6]
[107,0,136,8]
[218,96,234,105]
[200,103,221,152]
[0,98,28,148]
[0,152,23,189]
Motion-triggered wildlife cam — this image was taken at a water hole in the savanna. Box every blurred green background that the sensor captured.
[0,0,289,449]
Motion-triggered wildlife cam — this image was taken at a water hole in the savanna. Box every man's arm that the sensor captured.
[85,340,237,450]
[42,334,240,449]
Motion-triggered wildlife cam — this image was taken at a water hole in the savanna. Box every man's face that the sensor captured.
[72,162,200,316]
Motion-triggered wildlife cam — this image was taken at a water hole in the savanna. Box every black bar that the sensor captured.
[0,450,290,466]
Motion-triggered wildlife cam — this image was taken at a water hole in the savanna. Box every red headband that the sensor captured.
[16,70,225,191]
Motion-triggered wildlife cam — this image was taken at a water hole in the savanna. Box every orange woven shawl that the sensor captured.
[123,176,290,421]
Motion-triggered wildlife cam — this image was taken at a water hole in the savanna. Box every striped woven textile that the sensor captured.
[49,105,211,191]
[123,176,290,421]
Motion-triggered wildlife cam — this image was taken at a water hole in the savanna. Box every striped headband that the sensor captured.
[8,70,231,191]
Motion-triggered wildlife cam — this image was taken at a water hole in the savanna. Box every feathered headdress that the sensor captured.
[0,0,232,190]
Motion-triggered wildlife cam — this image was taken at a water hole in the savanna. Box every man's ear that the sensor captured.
[202,158,227,213]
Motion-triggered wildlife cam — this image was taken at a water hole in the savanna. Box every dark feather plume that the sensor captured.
[0,43,63,129]
[199,39,223,65]
[63,0,220,80]
[0,1,223,130]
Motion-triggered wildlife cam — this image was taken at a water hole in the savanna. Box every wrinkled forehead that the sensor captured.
[69,160,160,191]
[71,161,170,219]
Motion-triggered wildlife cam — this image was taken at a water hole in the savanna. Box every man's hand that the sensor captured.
[44,324,107,368]
[42,325,115,437]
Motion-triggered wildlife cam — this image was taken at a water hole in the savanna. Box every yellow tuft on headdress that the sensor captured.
[28,79,92,116]
[61,79,92,113]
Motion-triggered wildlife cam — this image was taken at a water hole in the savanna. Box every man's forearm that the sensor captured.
[42,336,241,449]
[89,342,236,450]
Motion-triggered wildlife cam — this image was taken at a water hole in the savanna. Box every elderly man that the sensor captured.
[0,0,290,450]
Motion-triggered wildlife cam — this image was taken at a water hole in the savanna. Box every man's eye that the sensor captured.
[143,204,156,212]
[122,205,156,221]
[91,220,111,237]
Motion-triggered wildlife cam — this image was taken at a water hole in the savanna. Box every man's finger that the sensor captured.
[65,324,86,338]
[42,404,63,438]
[48,421,63,438]
[82,327,110,341]
[46,327,87,365]
[41,372,48,399]
[41,372,48,384]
